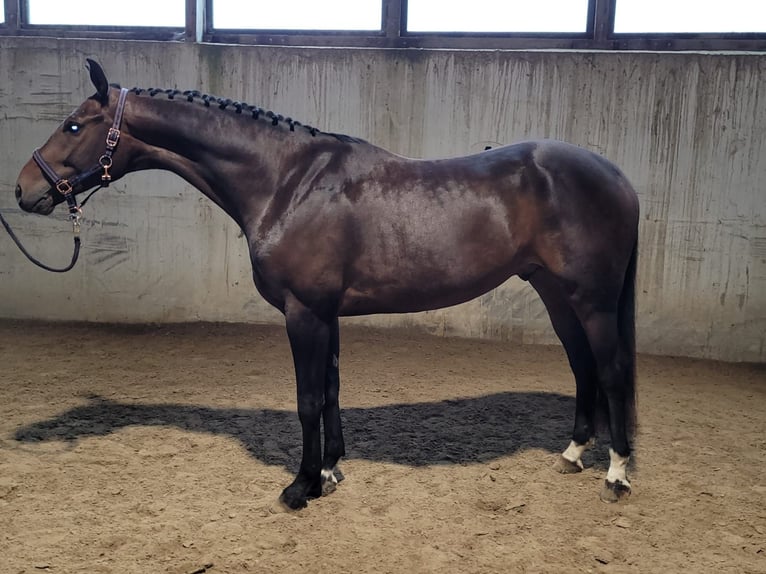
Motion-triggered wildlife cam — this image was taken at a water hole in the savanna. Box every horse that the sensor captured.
[13,60,639,509]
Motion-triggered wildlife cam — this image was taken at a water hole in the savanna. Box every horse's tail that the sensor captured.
[618,239,638,437]
[593,238,638,439]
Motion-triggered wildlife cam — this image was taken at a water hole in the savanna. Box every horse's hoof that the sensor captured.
[279,489,308,510]
[280,478,321,510]
[600,480,631,503]
[321,468,339,495]
[553,455,583,474]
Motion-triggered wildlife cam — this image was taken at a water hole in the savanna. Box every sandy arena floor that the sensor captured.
[0,320,764,574]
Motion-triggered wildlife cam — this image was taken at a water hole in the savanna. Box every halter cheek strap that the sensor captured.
[32,87,129,224]
[99,86,129,184]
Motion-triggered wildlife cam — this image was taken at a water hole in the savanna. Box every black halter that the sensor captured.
[0,87,129,273]
[32,87,129,224]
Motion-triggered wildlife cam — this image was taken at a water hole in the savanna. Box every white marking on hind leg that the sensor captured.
[321,468,338,495]
[606,448,631,488]
[561,440,587,470]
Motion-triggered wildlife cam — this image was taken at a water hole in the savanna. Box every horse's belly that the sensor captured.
[337,262,525,316]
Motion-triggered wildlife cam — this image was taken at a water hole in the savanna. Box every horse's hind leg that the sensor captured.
[530,270,598,473]
[578,309,634,502]
[320,317,346,495]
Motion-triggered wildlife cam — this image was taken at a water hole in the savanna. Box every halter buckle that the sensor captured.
[56,180,73,196]
[106,127,121,149]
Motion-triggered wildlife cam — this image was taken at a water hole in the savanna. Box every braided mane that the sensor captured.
[113,84,365,144]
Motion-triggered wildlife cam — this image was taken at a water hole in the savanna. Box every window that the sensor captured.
[406,0,589,33]
[2,1,764,50]
[614,0,766,34]
[26,0,184,27]
[212,0,382,31]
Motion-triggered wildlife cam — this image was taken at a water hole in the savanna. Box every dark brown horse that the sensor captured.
[14,60,639,509]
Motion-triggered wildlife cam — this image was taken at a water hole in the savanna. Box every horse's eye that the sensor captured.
[64,123,81,134]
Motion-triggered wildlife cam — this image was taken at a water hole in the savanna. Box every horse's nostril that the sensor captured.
[15,185,22,202]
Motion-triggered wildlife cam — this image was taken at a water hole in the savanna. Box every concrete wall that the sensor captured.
[0,38,764,362]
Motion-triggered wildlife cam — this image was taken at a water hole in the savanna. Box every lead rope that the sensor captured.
[0,185,102,273]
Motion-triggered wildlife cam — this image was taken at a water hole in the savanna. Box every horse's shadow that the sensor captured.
[13,392,588,470]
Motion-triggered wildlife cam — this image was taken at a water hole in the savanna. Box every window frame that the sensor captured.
[1,0,764,51]
[1,0,184,40]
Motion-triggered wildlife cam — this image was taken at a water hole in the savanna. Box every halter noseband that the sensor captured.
[32,87,129,229]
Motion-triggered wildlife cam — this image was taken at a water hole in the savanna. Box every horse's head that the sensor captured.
[15,59,128,215]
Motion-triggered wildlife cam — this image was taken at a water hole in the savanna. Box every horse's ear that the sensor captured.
[86,59,109,105]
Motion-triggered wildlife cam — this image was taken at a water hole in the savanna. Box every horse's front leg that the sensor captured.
[280,299,331,510]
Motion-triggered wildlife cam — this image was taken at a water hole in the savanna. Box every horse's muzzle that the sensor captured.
[16,184,55,215]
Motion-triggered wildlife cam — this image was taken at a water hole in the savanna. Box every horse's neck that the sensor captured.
[123,93,300,227]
